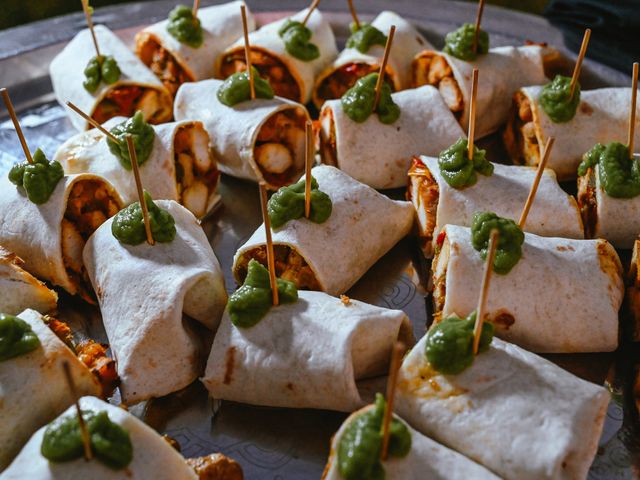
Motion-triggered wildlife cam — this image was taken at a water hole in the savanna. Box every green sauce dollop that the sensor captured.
[228,259,298,328]
[345,23,387,54]
[337,393,411,480]
[578,142,640,198]
[106,111,156,170]
[539,75,580,123]
[278,19,320,61]
[471,211,524,274]
[217,67,275,106]
[83,55,121,94]
[41,409,133,470]
[437,137,493,189]
[166,5,203,48]
[424,311,493,375]
[267,176,332,229]
[341,73,400,124]
[8,148,64,205]
[443,23,489,61]
[0,313,40,362]
[111,191,176,245]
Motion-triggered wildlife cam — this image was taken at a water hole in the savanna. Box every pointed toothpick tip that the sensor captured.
[1,87,32,163]
[240,4,255,100]
[467,68,479,161]
[518,136,555,229]
[126,135,154,246]
[569,28,591,98]
[302,0,322,26]
[259,182,279,305]
[304,120,313,219]
[628,62,638,159]
[373,25,396,111]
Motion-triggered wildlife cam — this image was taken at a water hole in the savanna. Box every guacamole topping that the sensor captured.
[83,55,121,94]
[337,393,411,480]
[345,23,387,54]
[228,259,298,328]
[578,142,640,198]
[41,409,133,469]
[437,137,493,189]
[278,19,320,61]
[8,148,64,205]
[539,75,580,123]
[443,23,489,61]
[216,67,275,106]
[166,5,203,48]
[341,73,400,124]
[0,313,40,362]
[106,111,156,170]
[471,211,524,274]
[111,191,176,245]
[267,176,332,228]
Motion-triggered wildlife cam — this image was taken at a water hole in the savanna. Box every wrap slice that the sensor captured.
[319,86,464,189]
[408,156,584,257]
[55,117,220,219]
[174,79,310,190]
[432,224,623,353]
[233,165,415,296]
[50,25,173,131]
[135,1,255,95]
[219,8,338,103]
[505,86,640,180]
[83,200,227,404]
[396,334,610,480]
[312,10,432,108]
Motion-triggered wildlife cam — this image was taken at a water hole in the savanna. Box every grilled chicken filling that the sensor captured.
[406,157,440,257]
[411,53,464,119]
[503,91,541,167]
[577,166,597,239]
[137,38,193,96]
[93,86,171,126]
[431,232,451,324]
[315,63,394,106]
[186,453,244,480]
[318,106,338,167]
[220,48,301,101]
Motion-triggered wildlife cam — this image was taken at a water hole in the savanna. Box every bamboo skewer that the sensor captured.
[1,88,32,163]
[347,0,360,29]
[66,101,118,141]
[472,0,486,55]
[569,29,591,98]
[62,361,93,461]
[373,25,396,111]
[380,342,405,461]
[81,0,101,58]
[472,229,499,354]
[304,120,313,218]
[467,68,479,161]
[126,135,154,246]
[629,62,639,159]
[192,0,200,17]
[259,182,279,305]
[240,4,255,100]
[301,0,322,26]
[518,137,555,229]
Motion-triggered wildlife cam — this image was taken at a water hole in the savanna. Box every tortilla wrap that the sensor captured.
[319,86,464,189]
[0,247,57,315]
[312,11,432,108]
[2,396,198,479]
[233,165,415,296]
[50,24,173,132]
[174,78,310,190]
[83,200,227,404]
[54,117,220,219]
[396,334,610,480]
[0,309,100,471]
[220,8,338,103]
[322,404,499,480]
[409,156,584,257]
[432,224,623,353]
[202,290,413,412]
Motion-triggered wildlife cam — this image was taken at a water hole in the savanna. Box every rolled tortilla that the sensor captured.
[2,396,198,479]
[202,291,413,412]
[505,87,640,180]
[219,8,338,103]
[233,165,415,296]
[50,24,173,132]
[83,200,227,404]
[174,78,310,190]
[322,404,499,480]
[432,224,623,353]
[54,117,220,219]
[411,45,552,139]
[0,309,100,471]
[396,334,610,480]
[408,156,584,257]
[319,86,464,189]
[312,11,432,108]
[0,247,57,316]
[0,174,123,301]
[135,1,255,95]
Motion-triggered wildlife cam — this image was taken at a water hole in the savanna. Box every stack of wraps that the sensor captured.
[50,25,173,131]
[84,200,227,404]
[202,291,413,412]
[233,165,415,295]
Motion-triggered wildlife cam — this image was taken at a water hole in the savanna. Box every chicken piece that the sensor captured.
[136,89,162,122]
[407,158,440,257]
[438,76,464,112]
[186,453,243,480]
[255,143,293,174]
[427,55,452,85]
[503,92,542,167]
[182,181,209,219]
[412,54,432,87]
[191,129,212,175]
[45,317,74,349]
[76,340,119,397]
[178,153,195,187]
[61,219,84,275]
[282,125,306,166]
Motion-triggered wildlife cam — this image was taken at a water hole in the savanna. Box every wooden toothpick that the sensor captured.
[126,135,154,246]
[62,361,92,461]
[192,0,200,17]
[347,0,360,30]
[472,0,486,55]
[66,101,119,141]
[259,182,279,306]
[569,29,591,98]
[373,25,396,111]
[304,120,313,218]
[0,87,32,163]
[628,62,639,159]
[518,137,555,229]
[380,342,405,461]
[81,0,101,58]
[467,68,479,161]
[240,4,255,100]
[301,0,322,26]
[472,229,499,354]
